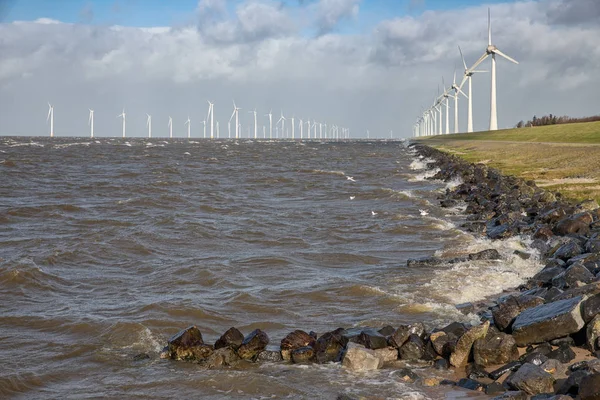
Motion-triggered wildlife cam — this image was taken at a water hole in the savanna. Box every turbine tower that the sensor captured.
[206,100,214,139]
[47,103,54,137]
[298,118,303,139]
[168,116,173,138]
[88,109,94,138]
[202,119,206,139]
[458,45,486,133]
[117,109,126,138]
[250,109,258,139]
[450,71,468,134]
[230,101,241,139]
[265,110,273,139]
[469,8,518,131]
[185,116,191,139]
[147,114,152,138]
[277,111,286,140]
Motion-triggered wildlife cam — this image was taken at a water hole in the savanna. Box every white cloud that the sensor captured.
[0,0,599,137]
[315,0,361,34]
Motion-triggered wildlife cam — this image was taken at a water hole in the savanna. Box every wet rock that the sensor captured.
[281,330,315,361]
[457,378,486,391]
[214,327,244,350]
[474,329,519,366]
[540,359,565,376]
[430,331,457,357]
[203,347,240,369]
[394,368,419,383]
[522,352,549,366]
[556,369,591,396]
[441,199,457,208]
[336,394,359,400]
[514,250,531,260]
[450,321,490,367]
[490,361,523,380]
[511,296,586,346]
[553,240,584,261]
[469,249,502,261]
[466,363,489,380]
[551,262,595,289]
[491,391,527,400]
[314,328,347,364]
[554,282,600,301]
[442,321,467,337]
[291,346,315,364]
[341,343,383,372]
[257,350,283,362]
[133,353,150,361]
[492,295,545,332]
[388,323,425,348]
[504,363,555,395]
[571,359,600,374]
[356,330,388,350]
[527,342,553,356]
[587,238,600,254]
[543,287,564,302]
[583,293,600,323]
[587,315,600,351]
[580,373,600,400]
[456,302,475,315]
[486,382,506,395]
[434,358,449,370]
[546,343,576,363]
[378,325,395,336]
[373,347,398,363]
[237,329,269,361]
[549,336,574,346]
[533,225,555,241]
[531,266,566,287]
[167,325,213,361]
[422,377,441,387]
[554,213,592,236]
[398,334,425,361]
[488,224,513,240]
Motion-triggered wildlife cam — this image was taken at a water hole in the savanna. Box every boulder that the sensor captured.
[399,334,425,361]
[554,214,592,236]
[554,282,600,301]
[167,325,214,362]
[540,359,566,376]
[388,323,424,348]
[214,327,244,350]
[203,347,240,369]
[531,266,565,287]
[474,329,519,366]
[450,321,490,367]
[257,350,283,362]
[489,361,523,381]
[434,358,449,370]
[378,325,395,336]
[511,296,586,346]
[583,293,600,323]
[553,240,584,261]
[356,330,388,350]
[556,369,592,396]
[587,315,600,351]
[457,378,486,391]
[504,363,555,395]
[469,249,502,261]
[341,343,383,372]
[281,330,315,361]
[492,295,545,332]
[373,347,398,363]
[237,329,269,361]
[533,225,554,241]
[466,363,489,380]
[491,392,527,400]
[393,367,420,383]
[551,262,595,289]
[430,331,457,357]
[580,373,600,400]
[291,346,315,364]
[546,343,576,363]
[314,328,347,364]
[485,382,506,395]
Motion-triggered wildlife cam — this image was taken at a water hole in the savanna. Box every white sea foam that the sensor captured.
[409,168,440,182]
[445,176,463,190]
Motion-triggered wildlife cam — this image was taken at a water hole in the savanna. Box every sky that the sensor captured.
[0,0,599,138]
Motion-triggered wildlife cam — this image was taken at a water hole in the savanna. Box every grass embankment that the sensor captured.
[415,121,600,204]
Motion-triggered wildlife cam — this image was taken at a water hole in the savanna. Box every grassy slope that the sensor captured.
[415,121,600,204]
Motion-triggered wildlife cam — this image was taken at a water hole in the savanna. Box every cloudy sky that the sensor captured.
[0,0,599,138]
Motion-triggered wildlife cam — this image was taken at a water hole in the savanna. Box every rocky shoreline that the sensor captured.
[155,143,600,399]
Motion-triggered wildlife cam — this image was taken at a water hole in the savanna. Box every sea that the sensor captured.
[0,137,544,399]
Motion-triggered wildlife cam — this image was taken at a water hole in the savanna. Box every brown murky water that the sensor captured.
[0,137,542,399]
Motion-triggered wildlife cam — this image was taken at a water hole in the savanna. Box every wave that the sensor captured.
[0,259,74,292]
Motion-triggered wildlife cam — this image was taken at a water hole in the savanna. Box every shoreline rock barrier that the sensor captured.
[155,143,600,399]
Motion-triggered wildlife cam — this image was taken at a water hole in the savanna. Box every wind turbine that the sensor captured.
[168,116,173,138]
[298,118,303,139]
[469,8,518,131]
[230,101,241,139]
[202,119,206,139]
[47,103,54,137]
[277,111,286,140]
[117,109,126,138]
[249,109,257,139]
[265,110,273,139]
[88,109,94,138]
[147,114,152,138]
[206,100,214,139]
[450,70,468,134]
[185,116,191,139]
[291,116,295,139]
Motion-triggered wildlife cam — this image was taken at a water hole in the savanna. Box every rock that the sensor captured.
[546,343,576,363]
[341,343,383,372]
[314,328,347,364]
[531,266,566,287]
[466,363,489,380]
[430,331,457,357]
[388,323,424,348]
[450,321,490,367]
[554,214,592,236]
[553,282,600,301]
[514,250,531,260]
[214,327,244,350]
[588,315,600,351]
[441,199,457,208]
[556,369,591,395]
[434,358,449,370]
[203,347,240,369]
[491,391,527,400]
[533,225,554,241]
[504,363,555,395]
[356,330,388,350]
[522,352,549,366]
[336,395,359,400]
[492,295,545,332]
[544,287,564,302]
[469,249,502,261]
[488,224,513,240]
[373,347,398,363]
[399,334,425,361]
[133,353,150,361]
[393,368,419,383]
[490,361,522,381]
[553,240,584,261]
[422,377,441,387]
[257,350,283,362]
[167,325,214,362]
[291,346,315,364]
[474,329,519,366]
[511,296,586,346]
[378,325,395,336]
[237,329,269,361]
[456,302,475,315]
[549,336,575,346]
[281,330,315,361]
[486,382,506,395]
[457,378,486,391]
[551,262,595,289]
[540,359,565,376]
[580,373,600,400]
[583,293,600,323]
[442,321,467,337]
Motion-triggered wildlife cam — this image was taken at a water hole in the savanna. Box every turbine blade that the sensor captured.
[494,48,519,64]
[470,52,489,71]
[229,110,235,122]
[458,45,468,70]
[47,108,51,122]
[453,70,456,85]
[488,7,492,46]
[458,87,468,99]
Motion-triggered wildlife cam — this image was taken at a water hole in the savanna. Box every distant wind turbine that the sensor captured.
[265,110,273,139]
[458,46,487,133]
[250,109,257,139]
[291,116,295,139]
[277,111,286,140]
[117,109,126,138]
[146,114,152,138]
[202,119,206,139]
[298,118,303,139]
[88,109,94,138]
[468,8,518,131]
[230,101,241,139]
[47,103,54,137]
[168,116,173,138]
[206,100,214,139]
[185,116,191,139]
